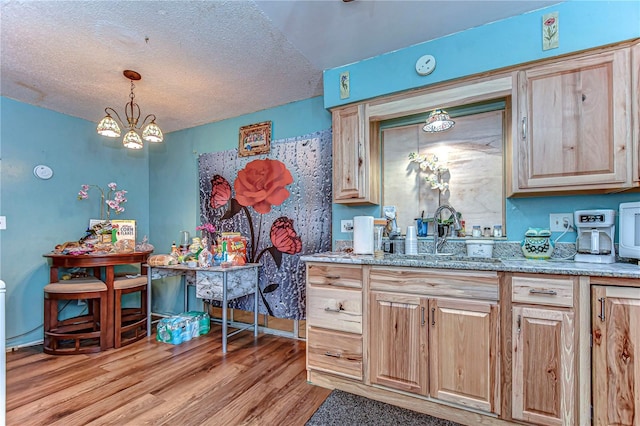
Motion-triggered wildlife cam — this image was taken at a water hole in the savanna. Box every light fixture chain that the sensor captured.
[130,80,136,102]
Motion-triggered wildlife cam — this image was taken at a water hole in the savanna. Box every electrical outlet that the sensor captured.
[0,216,5,230]
[341,220,354,233]
[550,213,574,232]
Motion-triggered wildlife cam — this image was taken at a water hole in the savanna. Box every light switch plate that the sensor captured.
[0,216,5,230]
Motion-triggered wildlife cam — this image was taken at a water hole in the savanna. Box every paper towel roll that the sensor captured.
[353,216,374,254]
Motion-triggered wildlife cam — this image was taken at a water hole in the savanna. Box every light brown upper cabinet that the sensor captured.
[332,104,380,204]
[511,45,634,195]
[633,42,639,184]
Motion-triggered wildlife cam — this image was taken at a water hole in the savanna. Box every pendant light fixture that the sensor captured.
[423,108,455,133]
[96,70,163,149]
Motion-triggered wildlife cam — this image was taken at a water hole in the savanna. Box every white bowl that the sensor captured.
[465,240,494,258]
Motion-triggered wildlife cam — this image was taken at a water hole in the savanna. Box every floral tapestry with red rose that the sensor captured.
[198,130,332,319]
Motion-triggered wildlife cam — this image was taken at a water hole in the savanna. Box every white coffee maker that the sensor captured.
[574,209,616,264]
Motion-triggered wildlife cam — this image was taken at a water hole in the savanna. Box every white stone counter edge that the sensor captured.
[300,253,640,279]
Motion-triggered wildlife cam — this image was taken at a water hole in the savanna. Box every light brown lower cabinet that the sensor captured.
[430,297,500,413]
[592,285,640,426]
[511,305,575,425]
[369,291,428,395]
[369,291,500,413]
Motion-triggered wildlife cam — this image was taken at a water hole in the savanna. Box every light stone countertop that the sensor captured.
[300,252,640,279]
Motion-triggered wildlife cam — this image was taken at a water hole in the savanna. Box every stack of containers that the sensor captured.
[405,225,418,255]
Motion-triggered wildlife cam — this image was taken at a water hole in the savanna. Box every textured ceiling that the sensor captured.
[1,0,559,134]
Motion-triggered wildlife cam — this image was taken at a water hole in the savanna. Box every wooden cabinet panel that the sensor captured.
[307,326,362,380]
[369,266,499,300]
[332,104,379,204]
[307,264,363,289]
[632,42,639,183]
[513,47,633,193]
[429,298,500,413]
[512,306,575,425]
[307,286,362,333]
[369,291,428,395]
[592,286,640,426]
[512,275,574,308]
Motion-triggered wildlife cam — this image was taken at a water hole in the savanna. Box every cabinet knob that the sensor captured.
[324,351,342,358]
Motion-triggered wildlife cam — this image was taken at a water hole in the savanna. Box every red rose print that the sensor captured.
[234,159,293,214]
[210,175,232,209]
[544,17,556,26]
[270,217,302,255]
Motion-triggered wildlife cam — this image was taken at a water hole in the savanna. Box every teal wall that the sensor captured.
[326,1,640,242]
[1,1,639,348]
[324,1,640,108]
[0,97,150,347]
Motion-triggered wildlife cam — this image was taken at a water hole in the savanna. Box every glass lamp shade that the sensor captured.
[142,121,164,143]
[96,115,121,138]
[123,130,144,149]
[423,109,455,133]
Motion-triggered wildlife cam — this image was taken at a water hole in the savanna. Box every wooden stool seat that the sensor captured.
[44,277,107,355]
[114,275,148,348]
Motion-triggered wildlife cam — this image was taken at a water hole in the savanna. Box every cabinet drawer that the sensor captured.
[512,275,574,307]
[307,286,362,333]
[308,264,362,289]
[307,327,363,380]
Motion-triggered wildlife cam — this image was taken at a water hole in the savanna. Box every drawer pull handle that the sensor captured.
[598,297,606,322]
[431,307,436,327]
[325,275,341,280]
[529,288,557,296]
[324,351,342,358]
[324,304,343,313]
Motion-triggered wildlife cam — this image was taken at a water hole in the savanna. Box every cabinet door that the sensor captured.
[512,306,575,425]
[632,42,639,183]
[369,291,428,395]
[514,47,632,192]
[592,286,640,426]
[429,298,500,413]
[332,104,379,204]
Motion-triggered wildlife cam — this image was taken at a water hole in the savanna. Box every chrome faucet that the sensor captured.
[433,204,462,254]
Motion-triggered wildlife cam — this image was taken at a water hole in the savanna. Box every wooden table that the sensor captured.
[43,251,152,349]
[148,263,260,353]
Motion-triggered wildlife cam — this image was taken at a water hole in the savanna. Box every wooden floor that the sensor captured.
[6,325,331,425]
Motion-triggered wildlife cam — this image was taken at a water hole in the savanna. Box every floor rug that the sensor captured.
[306,389,463,425]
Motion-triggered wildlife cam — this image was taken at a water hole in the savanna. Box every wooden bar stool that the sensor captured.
[114,275,148,348]
[43,277,108,355]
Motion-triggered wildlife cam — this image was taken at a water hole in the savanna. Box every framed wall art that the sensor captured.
[239,121,271,157]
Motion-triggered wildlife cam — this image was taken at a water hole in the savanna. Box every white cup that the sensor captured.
[406,225,417,239]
